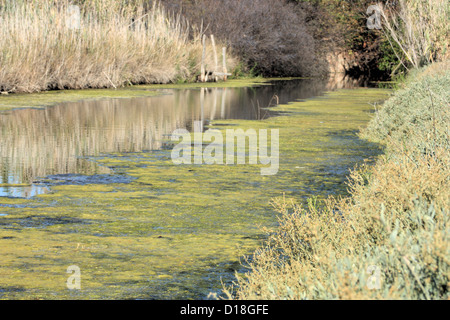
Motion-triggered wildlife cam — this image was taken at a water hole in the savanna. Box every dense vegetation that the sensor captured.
[161,0,448,79]
[222,59,449,300]
[161,0,328,77]
[160,0,404,79]
[0,0,234,93]
[1,0,447,92]
[217,1,450,299]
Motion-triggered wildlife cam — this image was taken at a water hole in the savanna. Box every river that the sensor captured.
[0,78,389,299]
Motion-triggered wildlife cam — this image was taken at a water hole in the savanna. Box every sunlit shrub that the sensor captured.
[223,61,450,300]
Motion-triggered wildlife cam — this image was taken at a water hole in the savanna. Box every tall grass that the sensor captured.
[222,61,450,300]
[0,0,226,93]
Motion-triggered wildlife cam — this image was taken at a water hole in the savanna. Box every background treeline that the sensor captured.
[160,0,328,77]
[159,0,395,79]
[160,0,449,79]
[0,0,447,92]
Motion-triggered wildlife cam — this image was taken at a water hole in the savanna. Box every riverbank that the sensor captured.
[0,74,375,112]
[224,61,450,300]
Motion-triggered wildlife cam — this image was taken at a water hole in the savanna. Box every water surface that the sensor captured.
[0,78,389,299]
[0,79,328,198]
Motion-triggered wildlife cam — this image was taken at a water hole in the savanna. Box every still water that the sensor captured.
[0,80,327,198]
[0,78,387,299]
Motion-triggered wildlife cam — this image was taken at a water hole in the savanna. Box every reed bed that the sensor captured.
[380,0,449,70]
[0,0,224,93]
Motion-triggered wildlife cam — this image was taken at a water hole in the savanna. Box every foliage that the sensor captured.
[223,61,450,300]
[295,0,395,78]
[161,0,328,77]
[380,0,450,70]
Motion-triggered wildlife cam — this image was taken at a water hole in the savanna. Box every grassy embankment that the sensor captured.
[224,60,449,300]
[0,0,236,94]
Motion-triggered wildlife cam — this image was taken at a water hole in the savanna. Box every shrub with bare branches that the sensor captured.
[380,0,450,70]
[161,0,327,77]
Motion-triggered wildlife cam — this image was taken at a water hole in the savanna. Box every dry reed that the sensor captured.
[0,0,228,93]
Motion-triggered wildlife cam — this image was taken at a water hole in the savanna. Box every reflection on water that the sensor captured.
[0,76,383,300]
[0,78,333,198]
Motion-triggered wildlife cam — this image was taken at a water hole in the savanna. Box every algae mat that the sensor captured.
[0,87,391,299]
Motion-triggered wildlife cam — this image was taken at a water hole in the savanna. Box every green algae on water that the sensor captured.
[0,87,391,299]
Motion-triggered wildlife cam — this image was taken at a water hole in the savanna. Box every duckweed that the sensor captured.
[0,87,391,299]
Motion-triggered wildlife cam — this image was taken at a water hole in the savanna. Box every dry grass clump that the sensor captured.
[223,61,450,300]
[380,0,449,70]
[0,0,227,93]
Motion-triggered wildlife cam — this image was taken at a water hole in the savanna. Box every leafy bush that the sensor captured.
[362,60,450,155]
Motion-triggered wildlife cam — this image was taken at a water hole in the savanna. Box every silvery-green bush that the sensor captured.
[225,62,449,300]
